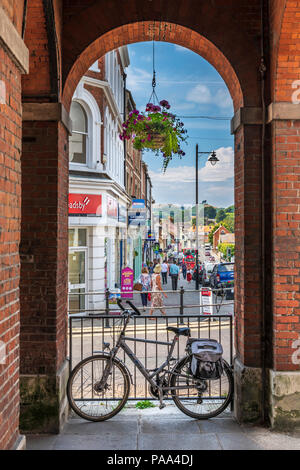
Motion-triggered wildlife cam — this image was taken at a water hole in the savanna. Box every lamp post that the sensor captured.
[195,144,219,290]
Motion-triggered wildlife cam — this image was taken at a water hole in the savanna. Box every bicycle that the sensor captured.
[67,299,234,421]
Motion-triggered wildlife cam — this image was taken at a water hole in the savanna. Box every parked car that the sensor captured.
[209,262,234,293]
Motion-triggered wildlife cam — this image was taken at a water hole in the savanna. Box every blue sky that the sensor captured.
[126,42,234,208]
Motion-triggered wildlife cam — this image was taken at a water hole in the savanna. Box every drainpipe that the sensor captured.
[123,73,127,188]
[259,0,267,425]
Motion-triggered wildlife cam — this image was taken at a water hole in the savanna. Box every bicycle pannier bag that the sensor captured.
[190,339,223,380]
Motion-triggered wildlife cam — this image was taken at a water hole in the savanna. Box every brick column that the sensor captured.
[0,6,28,450]
[231,108,265,423]
[267,103,300,430]
[20,103,71,433]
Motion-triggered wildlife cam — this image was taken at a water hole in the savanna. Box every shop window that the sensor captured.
[69,102,88,164]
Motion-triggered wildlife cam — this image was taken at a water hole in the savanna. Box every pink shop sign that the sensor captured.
[121,267,134,299]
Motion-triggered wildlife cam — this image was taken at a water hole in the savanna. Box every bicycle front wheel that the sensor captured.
[67,354,130,421]
[170,357,233,419]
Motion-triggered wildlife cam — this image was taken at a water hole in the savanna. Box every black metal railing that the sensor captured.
[68,288,234,401]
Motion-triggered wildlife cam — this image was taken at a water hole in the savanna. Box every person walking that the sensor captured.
[161,259,168,285]
[187,268,192,283]
[181,262,187,280]
[148,262,154,275]
[169,260,180,291]
[149,264,167,318]
[138,267,151,312]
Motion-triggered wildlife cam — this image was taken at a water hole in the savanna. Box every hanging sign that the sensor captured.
[121,267,134,299]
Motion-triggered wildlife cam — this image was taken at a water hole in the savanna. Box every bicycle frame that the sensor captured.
[98,314,196,399]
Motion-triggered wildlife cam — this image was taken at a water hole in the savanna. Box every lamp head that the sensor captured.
[207,151,219,166]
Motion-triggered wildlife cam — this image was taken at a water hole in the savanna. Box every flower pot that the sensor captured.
[149,133,165,149]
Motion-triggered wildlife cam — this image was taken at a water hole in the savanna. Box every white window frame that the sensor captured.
[70,82,102,172]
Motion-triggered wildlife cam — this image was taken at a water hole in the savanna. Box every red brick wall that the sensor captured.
[0,49,22,449]
[270,0,300,371]
[0,0,25,34]
[20,121,68,375]
[272,119,300,370]
[235,125,263,367]
[22,0,52,99]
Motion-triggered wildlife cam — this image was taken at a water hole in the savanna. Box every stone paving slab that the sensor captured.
[25,405,300,451]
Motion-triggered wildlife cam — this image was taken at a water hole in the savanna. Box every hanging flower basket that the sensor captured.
[149,133,166,149]
[119,101,187,171]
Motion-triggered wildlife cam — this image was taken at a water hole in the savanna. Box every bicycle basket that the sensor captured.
[189,339,223,380]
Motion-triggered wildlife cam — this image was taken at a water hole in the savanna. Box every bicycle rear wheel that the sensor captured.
[170,356,233,419]
[67,354,130,421]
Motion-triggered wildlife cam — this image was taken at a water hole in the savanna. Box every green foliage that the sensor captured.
[218,243,235,260]
[120,101,188,171]
[135,400,156,409]
[222,213,235,232]
[225,205,235,213]
[204,205,216,220]
[216,208,227,223]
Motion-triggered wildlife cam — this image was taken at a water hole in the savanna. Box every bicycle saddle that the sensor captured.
[166,327,191,337]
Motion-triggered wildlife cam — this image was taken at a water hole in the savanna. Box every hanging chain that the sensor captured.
[148,24,159,105]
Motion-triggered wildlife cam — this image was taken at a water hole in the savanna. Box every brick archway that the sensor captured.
[62,22,244,112]
[60,19,266,422]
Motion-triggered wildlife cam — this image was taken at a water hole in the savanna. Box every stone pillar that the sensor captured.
[0,6,28,451]
[267,103,300,430]
[20,103,71,433]
[231,107,265,423]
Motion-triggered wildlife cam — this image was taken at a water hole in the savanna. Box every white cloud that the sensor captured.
[148,147,233,185]
[148,168,234,207]
[186,84,232,109]
[126,67,152,91]
[198,147,234,182]
[186,84,212,104]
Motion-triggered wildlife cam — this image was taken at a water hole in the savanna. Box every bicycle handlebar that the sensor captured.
[116,298,141,316]
[126,300,141,316]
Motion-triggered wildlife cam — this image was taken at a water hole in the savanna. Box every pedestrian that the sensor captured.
[138,267,151,312]
[149,264,168,318]
[181,262,187,280]
[187,268,192,283]
[169,260,180,291]
[148,262,154,275]
[161,259,168,285]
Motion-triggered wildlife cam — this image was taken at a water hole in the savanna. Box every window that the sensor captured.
[68,228,88,312]
[69,102,88,164]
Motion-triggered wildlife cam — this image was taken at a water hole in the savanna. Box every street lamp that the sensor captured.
[195,144,218,290]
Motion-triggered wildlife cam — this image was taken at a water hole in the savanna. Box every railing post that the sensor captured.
[105,288,110,328]
[180,286,184,324]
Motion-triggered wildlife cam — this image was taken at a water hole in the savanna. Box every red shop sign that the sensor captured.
[69,194,102,216]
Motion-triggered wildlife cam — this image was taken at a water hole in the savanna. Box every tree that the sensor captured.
[223,213,235,232]
[225,205,235,213]
[204,205,216,220]
[216,208,226,223]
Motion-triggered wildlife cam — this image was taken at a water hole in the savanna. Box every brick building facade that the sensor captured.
[1,0,300,449]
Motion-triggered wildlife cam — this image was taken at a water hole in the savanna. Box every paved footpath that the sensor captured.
[26,404,300,451]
